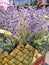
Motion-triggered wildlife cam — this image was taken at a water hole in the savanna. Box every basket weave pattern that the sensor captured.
[0,43,34,65]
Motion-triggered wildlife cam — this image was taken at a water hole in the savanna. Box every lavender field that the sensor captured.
[0,5,49,53]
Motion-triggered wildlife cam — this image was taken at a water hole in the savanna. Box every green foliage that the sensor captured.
[0,33,19,53]
[30,1,37,6]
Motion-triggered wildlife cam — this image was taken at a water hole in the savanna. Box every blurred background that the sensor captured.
[8,0,37,5]
[8,0,49,5]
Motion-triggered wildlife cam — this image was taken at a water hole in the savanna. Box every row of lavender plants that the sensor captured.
[0,5,49,52]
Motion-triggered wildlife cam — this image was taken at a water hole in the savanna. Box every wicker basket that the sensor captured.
[0,29,34,65]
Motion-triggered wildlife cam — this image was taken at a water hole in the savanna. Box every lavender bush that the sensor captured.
[0,5,49,47]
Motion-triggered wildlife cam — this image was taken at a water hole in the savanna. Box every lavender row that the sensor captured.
[0,5,49,36]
